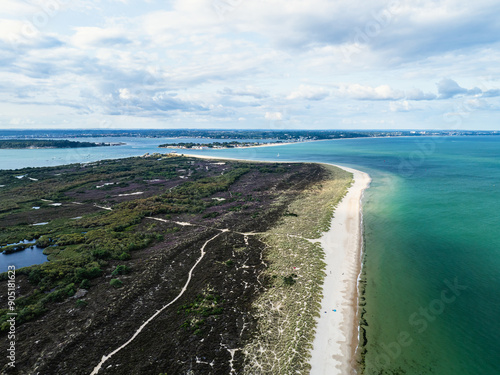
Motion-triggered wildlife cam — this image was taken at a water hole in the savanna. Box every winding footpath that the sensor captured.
[89,231,223,375]
[89,212,324,374]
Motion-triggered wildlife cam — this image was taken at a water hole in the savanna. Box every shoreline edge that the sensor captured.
[309,164,371,375]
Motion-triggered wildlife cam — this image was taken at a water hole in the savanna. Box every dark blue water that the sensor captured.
[0,241,48,272]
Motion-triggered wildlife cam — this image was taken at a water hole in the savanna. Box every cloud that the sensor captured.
[405,88,436,101]
[72,27,132,47]
[482,89,500,98]
[213,0,500,67]
[87,89,210,117]
[287,85,329,100]
[339,84,404,100]
[265,112,283,120]
[219,86,268,99]
[437,78,481,99]
[0,19,63,51]
[464,98,490,110]
[2,0,500,129]
[389,100,411,112]
[118,88,134,100]
[3,0,34,14]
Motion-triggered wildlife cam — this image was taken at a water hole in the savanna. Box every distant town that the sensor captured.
[158,141,279,149]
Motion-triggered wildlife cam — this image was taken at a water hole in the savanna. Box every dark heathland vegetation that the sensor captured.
[0,154,351,374]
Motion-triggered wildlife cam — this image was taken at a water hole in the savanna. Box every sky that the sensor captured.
[1,0,500,130]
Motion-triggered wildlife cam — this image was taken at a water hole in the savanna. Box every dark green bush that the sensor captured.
[75,300,87,308]
[283,274,297,286]
[118,252,131,261]
[110,279,123,288]
[111,265,131,276]
[79,279,90,289]
[202,212,220,218]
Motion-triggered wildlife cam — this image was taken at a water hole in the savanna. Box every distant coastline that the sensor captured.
[159,140,298,150]
[0,139,124,149]
[3,129,499,144]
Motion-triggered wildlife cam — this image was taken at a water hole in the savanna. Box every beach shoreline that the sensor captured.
[309,164,371,375]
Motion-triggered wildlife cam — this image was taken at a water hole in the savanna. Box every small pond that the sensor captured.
[0,240,49,273]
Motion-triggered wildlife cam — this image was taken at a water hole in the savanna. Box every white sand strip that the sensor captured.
[94,204,112,211]
[115,192,144,197]
[309,165,371,375]
[147,217,193,226]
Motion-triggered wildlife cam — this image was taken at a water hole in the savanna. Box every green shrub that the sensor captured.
[202,212,220,218]
[92,249,111,260]
[35,236,51,248]
[74,267,102,282]
[41,283,76,304]
[28,268,42,284]
[118,252,131,261]
[75,299,87,308]
[283,274,297,286]
[79,279,90,289]
[66,283,76,297]
[110,279,123,288]
[111,265,131,276]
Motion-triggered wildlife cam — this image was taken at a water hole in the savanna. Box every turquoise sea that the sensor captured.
[1,135,500,374]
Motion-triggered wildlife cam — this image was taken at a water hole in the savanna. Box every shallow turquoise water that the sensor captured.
[183,136,500,375]
[1,135,499,374]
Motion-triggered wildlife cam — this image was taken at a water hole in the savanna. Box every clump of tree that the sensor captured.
[178,293,224,335]
[0,139,108,149]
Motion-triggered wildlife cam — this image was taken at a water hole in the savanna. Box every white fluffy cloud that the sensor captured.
[435,78,500,100]
[287,85,329,101]
[339,84,404,101]
[389,100,411,112]
[265,112,283,121]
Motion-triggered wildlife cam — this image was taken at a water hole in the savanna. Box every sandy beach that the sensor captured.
[309,165,371,375]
